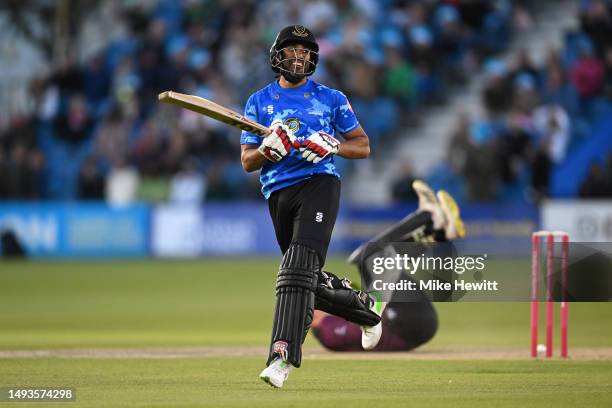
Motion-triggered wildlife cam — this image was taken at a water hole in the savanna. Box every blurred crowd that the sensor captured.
[439,0,612,203]
[0,0,521,204]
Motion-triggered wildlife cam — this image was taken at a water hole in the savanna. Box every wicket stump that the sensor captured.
[531,231,569,358]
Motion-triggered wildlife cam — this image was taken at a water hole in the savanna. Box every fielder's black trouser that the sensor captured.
[268,175,340,266]
[347,210,445,266]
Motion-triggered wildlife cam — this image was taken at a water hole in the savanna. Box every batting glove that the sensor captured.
[258,122,298,163]
[300,131,340,163]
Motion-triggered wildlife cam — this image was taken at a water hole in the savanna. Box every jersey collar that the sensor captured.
[272,78,312,94]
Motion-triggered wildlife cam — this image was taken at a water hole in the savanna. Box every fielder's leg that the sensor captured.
[347,180,465,264]
[347,211,435,265]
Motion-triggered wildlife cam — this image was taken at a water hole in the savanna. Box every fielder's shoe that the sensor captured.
[360,293,386,350]
[412,180,446,231]
[437,190,466,240]
[259,357,294,388]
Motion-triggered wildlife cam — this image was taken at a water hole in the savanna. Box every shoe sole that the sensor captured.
[260,375,281,388]
[437,190,466,238]
[412,180,437,206]
[412,180,447,232]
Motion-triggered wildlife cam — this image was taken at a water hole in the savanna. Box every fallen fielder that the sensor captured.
[312,180,465,352]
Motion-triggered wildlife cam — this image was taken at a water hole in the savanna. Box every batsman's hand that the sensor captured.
[258,122,298,163]
[300,131,340,163]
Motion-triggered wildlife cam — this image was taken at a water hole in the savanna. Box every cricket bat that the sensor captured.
[158,91,271,137]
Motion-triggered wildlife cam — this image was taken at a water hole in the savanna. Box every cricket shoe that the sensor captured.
[412,180,446,231]
[259,357,294,388]
[436,190,465,240]
[360,293,386,350]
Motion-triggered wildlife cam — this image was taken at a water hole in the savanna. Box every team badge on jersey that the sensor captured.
[283,118,300,134]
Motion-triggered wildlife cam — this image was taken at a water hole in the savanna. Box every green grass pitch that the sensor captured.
[1,259,611,407]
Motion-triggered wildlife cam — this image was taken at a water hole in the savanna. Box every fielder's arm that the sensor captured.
[337,126,370,159]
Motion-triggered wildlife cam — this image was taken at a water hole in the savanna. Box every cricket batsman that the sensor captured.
[240,25,381,388]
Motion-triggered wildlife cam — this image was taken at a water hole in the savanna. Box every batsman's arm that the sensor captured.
[337,126,370,159]
[241,144,267,172]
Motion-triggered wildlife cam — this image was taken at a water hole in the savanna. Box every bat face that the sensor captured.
[158,91,270,137]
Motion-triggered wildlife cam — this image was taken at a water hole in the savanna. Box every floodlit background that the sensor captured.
[0,1,611,406]
[1,0,611,259]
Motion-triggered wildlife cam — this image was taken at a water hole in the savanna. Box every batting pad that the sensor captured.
[267,243,318,368]
[315,271,381,327]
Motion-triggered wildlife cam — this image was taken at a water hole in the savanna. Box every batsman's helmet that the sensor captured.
[270,25,319,78]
